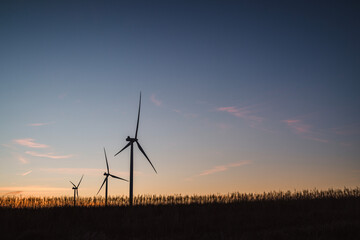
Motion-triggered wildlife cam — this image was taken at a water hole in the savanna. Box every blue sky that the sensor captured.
[0,0,359,197]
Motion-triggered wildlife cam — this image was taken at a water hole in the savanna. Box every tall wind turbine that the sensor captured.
[70,175,83,207]
[114,92,157,206]
[97,147,128,206]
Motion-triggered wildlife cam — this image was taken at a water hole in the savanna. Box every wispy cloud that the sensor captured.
[14,138,49,148]
[19,170,32,176]
[39,168,140,177]
[171,108,199,119]
[27,122,53,127]
[216,106,263,123]
[18,156,28,164]
[305,137,328,143]
[217,123,232,130]
[199,165,227,176]
[0,186,68,195]
[1,144,17,150]
[283,119,310,134]
[40,168,103,175]
[26,151,72,159]
[332,123,360,136]
[0,186,68,191]
[150,94,162,106]
[283,119,328,143]
[58,93,67,99]
[186,161,251,181]
[199,161,251,176]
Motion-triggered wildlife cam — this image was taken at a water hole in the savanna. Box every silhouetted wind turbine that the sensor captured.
[70,175,83,207]
[114,92,157,206]
[97,147,128,206]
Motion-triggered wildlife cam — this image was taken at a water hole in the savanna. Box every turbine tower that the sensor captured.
[97,147,128,206]
[114,92,157,206]
[70,175,83,207]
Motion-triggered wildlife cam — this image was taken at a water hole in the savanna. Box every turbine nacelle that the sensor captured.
[126,136,137,142]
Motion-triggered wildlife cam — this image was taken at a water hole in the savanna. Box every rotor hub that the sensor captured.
[126,136,137,142]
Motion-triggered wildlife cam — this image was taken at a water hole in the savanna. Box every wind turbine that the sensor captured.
[114,92,157,206]
[97,147,128,206]
[70,175,83,207]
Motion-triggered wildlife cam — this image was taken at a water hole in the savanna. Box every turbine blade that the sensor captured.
[70,181,76,187]
[109,174,128,182]
[136,141,157,174]
[97,177,107,195]
[114,142,131,156]
[77,189,79,197]
[77,174,84,188]
[104,148,109,174]
[135,92,141,139]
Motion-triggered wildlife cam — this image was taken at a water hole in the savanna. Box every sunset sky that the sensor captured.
[1,0,359,197]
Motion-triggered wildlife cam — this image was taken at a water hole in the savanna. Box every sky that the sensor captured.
[0,0,359,197]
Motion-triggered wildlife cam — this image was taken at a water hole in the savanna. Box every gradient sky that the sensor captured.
[1,0,359,197]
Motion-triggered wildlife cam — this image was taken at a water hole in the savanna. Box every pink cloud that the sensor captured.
[217,123,231,130]
[150,94,162,106]
[199,161,251,176]
[20,170,32,176]
[58,93,67,99]
[332,123,360,136]
[216,106,263,122]
[283,119,328,143]
[199,165,227,176]
[18,156,28,164]
[340,142,353,147]
[228,161,251,167]
[172,108,199,119]
[26,151,72,159]
[305,137,328,143]
[40,168,103,175]
[0,186,68,194]
[1,144,17,150]
[283,119,310,134]
[39,168,140,177]
[14,139,49,148]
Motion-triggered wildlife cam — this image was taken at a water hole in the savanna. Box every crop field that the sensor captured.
[1,188,360,239]
[1,188,359,208]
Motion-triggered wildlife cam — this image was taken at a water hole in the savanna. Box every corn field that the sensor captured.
[1,187,359,208]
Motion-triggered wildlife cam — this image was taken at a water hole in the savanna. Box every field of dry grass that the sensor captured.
[1,188,359,208]
[1,188,359,239]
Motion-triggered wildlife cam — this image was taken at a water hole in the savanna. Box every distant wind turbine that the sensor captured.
[70,175,83,207]
[114,92,157,206]
[97,148,128,206]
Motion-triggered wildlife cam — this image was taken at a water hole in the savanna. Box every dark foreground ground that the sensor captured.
[1,198,360,240]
